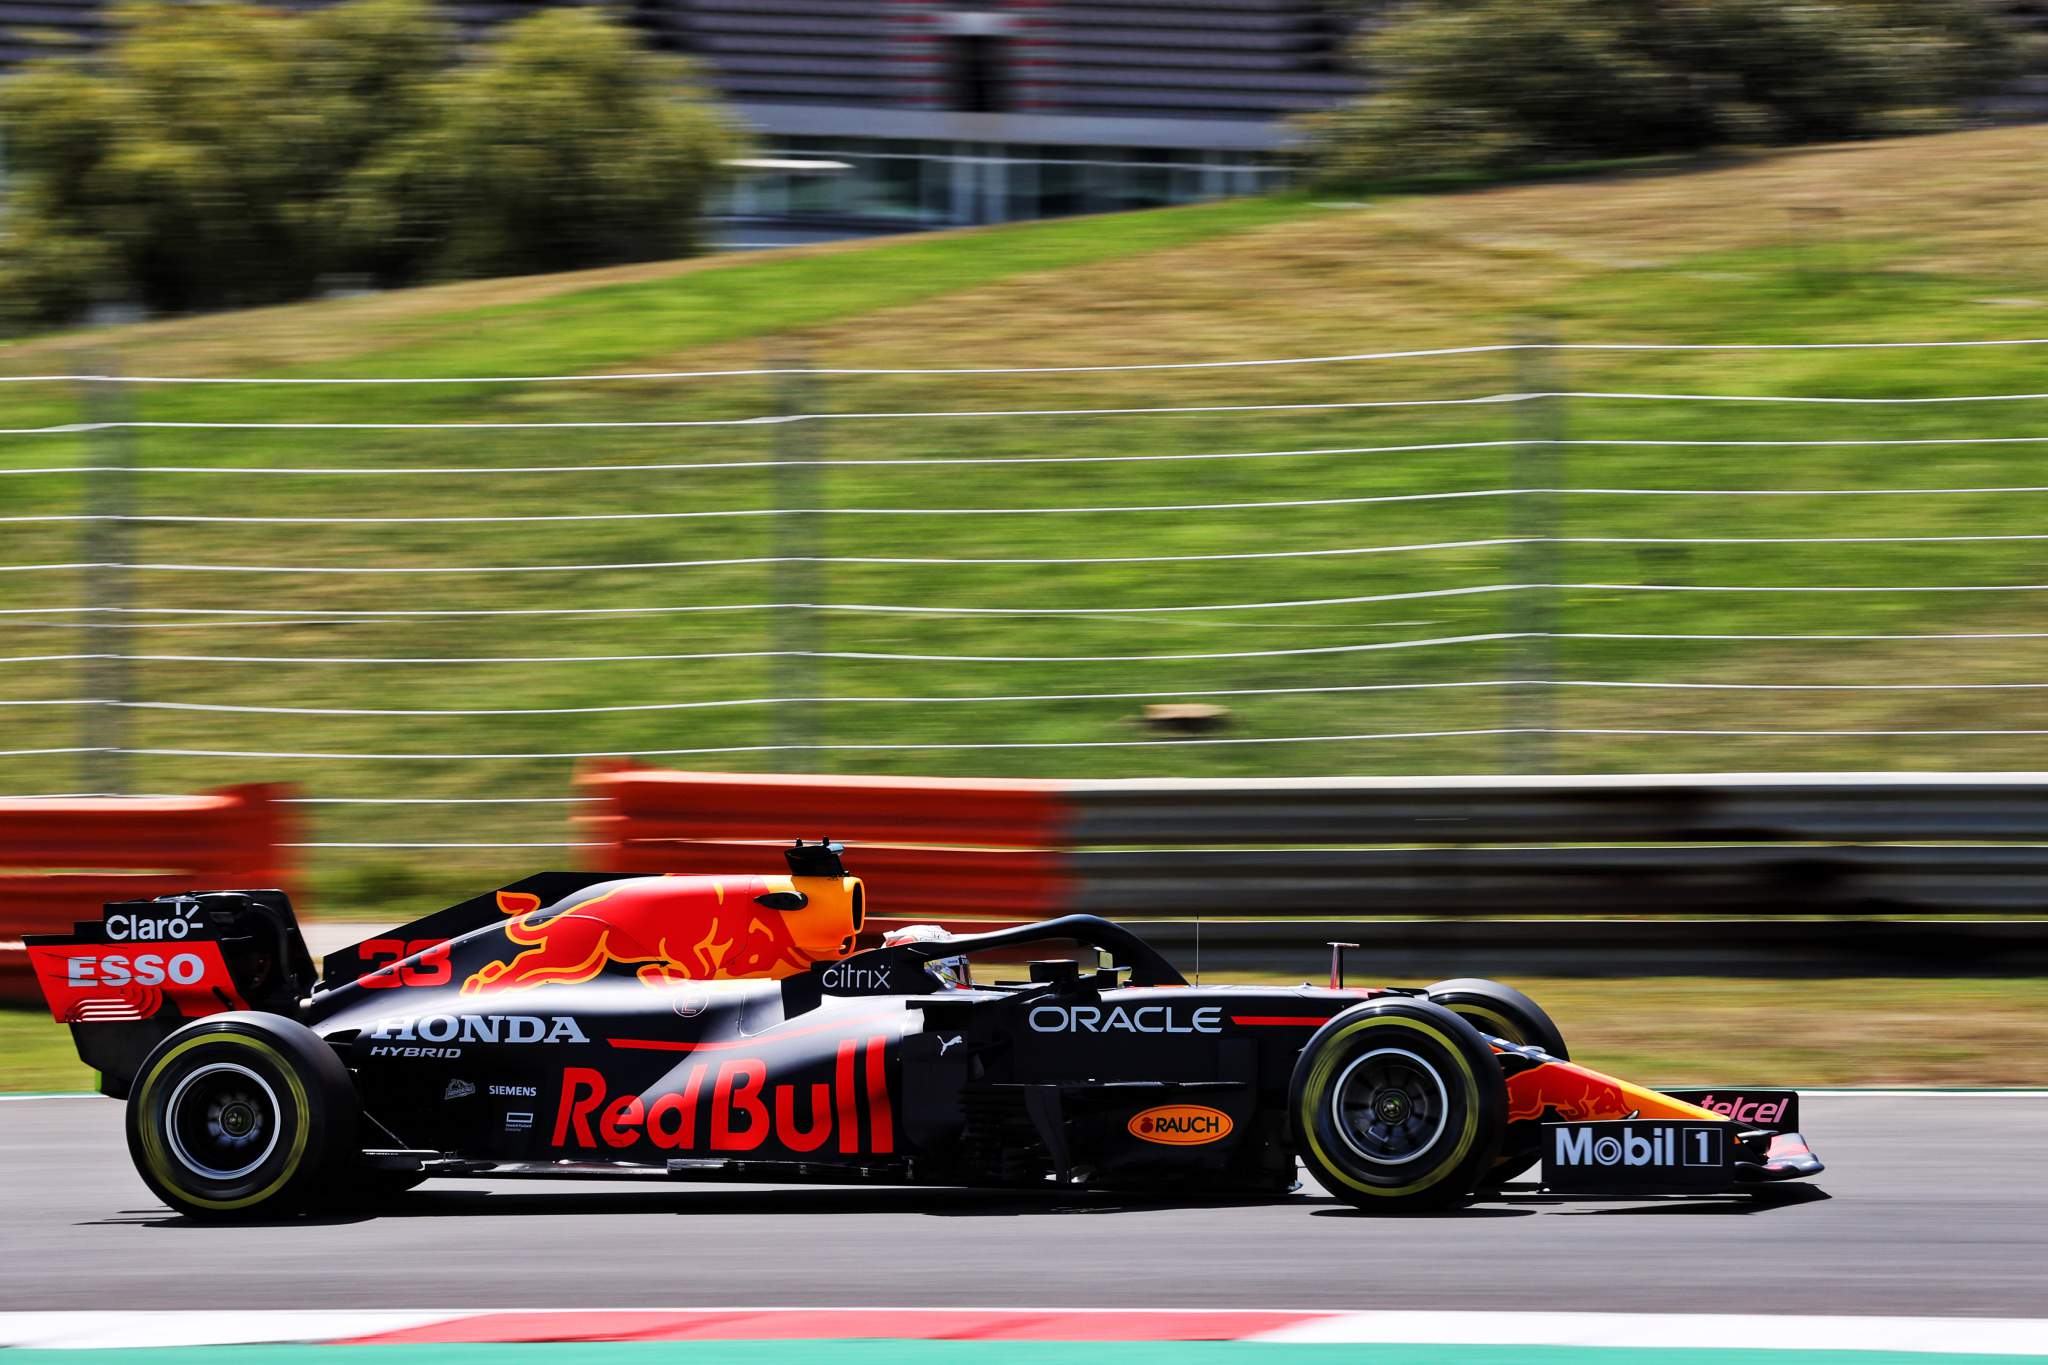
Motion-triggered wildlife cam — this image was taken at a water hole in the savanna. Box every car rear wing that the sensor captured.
[24,890,316,1097]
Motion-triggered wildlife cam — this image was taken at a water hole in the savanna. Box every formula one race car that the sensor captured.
[26,842,1822,1219]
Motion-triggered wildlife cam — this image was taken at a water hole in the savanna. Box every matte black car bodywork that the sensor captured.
[29,846,1824,1209]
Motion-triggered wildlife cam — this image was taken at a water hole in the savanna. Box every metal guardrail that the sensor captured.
[1064,773,2048,846]
[1138,918,2048,977]
[1072,846,2048,917]
[1062,773,2048,971]
[565,769,2048,972]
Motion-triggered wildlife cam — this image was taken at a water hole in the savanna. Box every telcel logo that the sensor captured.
[1128,1104,1233,1146]
[1696,1094,1785,1125]
[1028,1004,1222,1035]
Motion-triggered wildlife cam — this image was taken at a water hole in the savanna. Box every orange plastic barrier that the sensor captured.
[576,764,1071,927]
[0,784,298,1004]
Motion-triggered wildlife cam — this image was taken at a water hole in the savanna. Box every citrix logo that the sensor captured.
[822,962,892,992]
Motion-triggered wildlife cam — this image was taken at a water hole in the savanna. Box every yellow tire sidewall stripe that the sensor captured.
[1442,1002,1522,1045]
[136,1032,313,1212]
[1300,1014,1481,1198]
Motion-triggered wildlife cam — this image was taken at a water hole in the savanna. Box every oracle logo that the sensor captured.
[1028,1004,1222,1035]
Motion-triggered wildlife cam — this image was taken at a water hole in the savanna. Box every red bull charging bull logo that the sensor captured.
[461,875,860,995]
[1506,1061,1726,1123]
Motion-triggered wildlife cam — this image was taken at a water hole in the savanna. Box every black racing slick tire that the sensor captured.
[1289,998,1506,1213]
[1426,978,1566,1186]
[1424,979,1568,1060]
[126,1013,359,1221]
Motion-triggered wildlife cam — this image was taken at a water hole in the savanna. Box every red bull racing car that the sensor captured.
[25,841,1822,1219]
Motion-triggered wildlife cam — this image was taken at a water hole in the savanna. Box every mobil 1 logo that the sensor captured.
[1543,1119,1735,1194]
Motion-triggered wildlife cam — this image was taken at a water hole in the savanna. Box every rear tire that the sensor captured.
[1289,998,1506,1213]
[1424,978,1567,1058]
[1426,978,1566,1186]
[126,1013,358,1221]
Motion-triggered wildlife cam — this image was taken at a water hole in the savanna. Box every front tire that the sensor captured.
[1426,979,1566,1186]
[1289,998,1506,1213]
[126,1013,358,1221]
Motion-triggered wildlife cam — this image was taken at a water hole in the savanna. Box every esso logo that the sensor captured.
[65,951,205,990]
[105,914,194,942]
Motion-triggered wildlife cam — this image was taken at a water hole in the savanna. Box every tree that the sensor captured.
[1303,0,2012,184]
[379,8,737,280]
[0,0,738,327]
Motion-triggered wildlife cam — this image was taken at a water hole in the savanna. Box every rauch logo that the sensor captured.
[1127,1104,1233,1146]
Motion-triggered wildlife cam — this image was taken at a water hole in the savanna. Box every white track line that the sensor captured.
[0,1311,478,1349]
[0,1308,2043,1352]
[1253,1311,2048,1354]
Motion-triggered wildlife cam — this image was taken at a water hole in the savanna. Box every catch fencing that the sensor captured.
[6,335,2048,889]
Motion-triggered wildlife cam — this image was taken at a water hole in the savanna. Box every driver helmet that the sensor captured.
[880,924,971,990]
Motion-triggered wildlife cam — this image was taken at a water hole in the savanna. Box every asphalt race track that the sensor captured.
[1,1093,2040,1317]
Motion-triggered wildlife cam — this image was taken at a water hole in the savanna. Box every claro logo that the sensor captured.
[1128,1104,1233,1146]
[104,910,199,942]
[1028,1004,1222,1035]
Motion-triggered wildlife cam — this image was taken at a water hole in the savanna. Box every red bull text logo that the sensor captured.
[463,879,829,995]
[551,1036,894,1155]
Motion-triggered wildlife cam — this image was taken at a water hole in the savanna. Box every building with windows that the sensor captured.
[691,0,1354,234]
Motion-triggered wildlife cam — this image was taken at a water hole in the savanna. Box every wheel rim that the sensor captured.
[1331,1046,1450,1166]
[165,1062,282,1181]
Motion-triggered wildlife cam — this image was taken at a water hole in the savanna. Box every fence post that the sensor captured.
[1507,329,1563,774]
[770,351,824,772]
[77,360,135,795]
